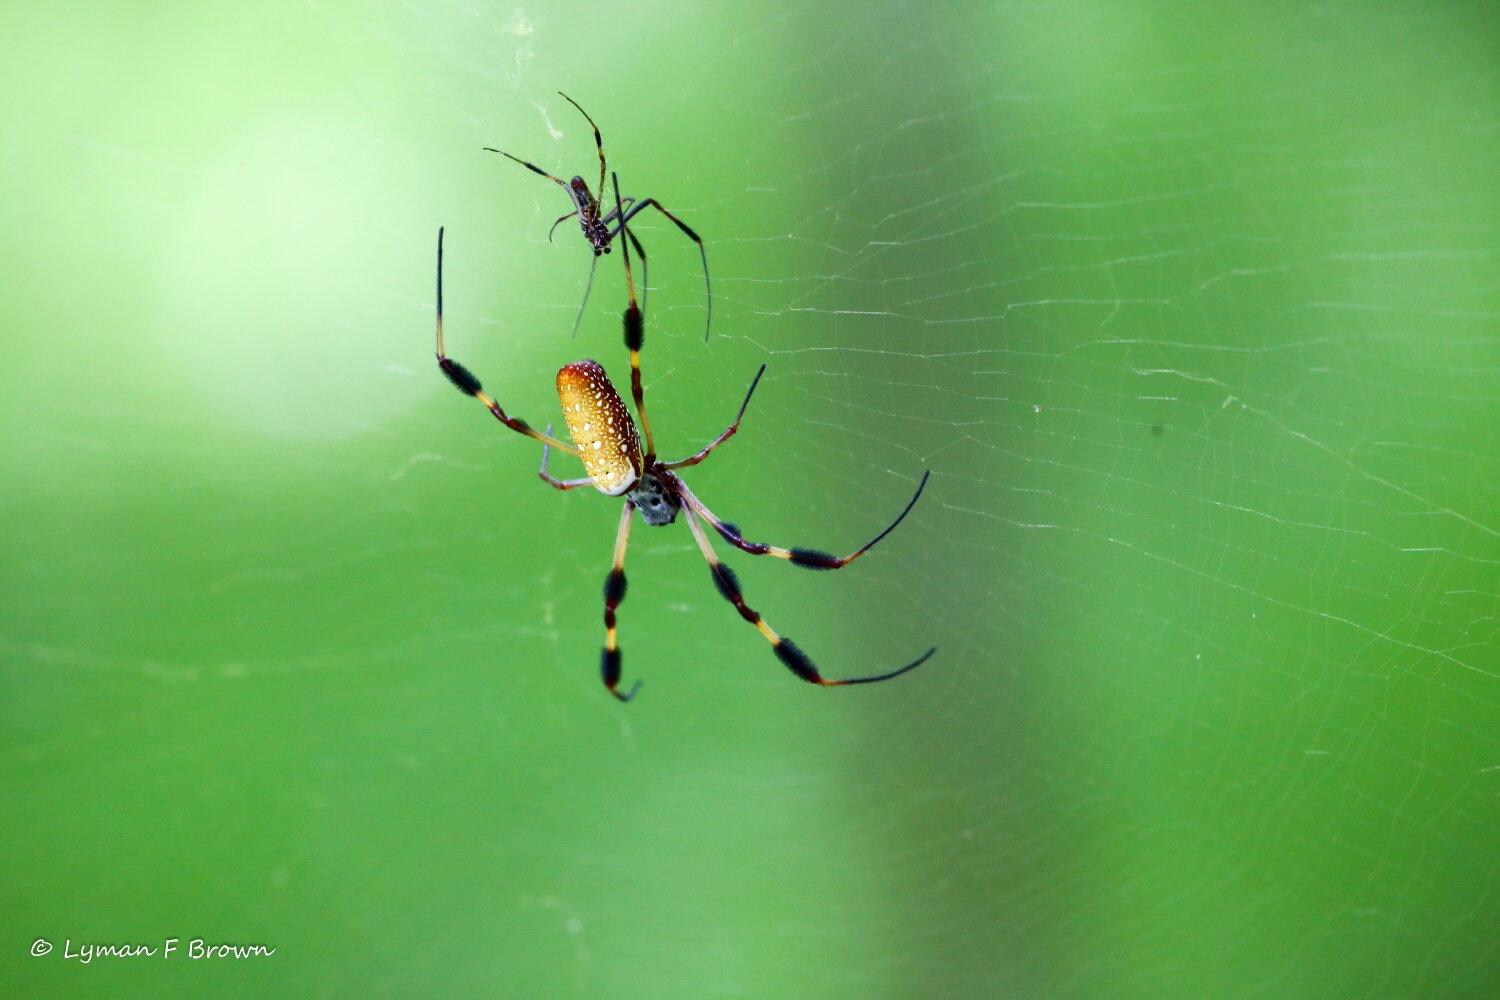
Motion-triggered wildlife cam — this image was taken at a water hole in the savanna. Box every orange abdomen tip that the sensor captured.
[556,360,643,496]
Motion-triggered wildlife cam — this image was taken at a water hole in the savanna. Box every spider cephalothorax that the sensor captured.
[434,173,933,702]
[626,472,679,526]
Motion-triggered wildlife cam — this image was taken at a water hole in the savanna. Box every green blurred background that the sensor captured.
[5,1,1500,997]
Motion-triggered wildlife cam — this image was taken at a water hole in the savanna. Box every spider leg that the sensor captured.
[547,209,580,243]
[434,228,579,456]
[538,424,595,489]
[621,219,649,317]
[483,147,571,190]
[597,197,638,228]
[677,470,931,569]
[612,196,711,342]
[681,504,934,686]
[663,364,767,469]
[595,199,649,315]
[601,501,643,701]
[612,172,658,463]
[567,253,599,340]
[558,92,607,213]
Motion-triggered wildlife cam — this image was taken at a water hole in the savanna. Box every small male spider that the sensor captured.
[485,92,712,341]
[434,177,933,701]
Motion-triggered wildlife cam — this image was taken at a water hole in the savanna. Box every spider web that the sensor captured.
[4,1,1500,998]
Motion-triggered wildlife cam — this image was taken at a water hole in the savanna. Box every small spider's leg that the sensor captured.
[677,470,931,569]
[615,197,711,342]
[596,197,636,230]
[558,92,607,212]
[568,253,599,340]
[663,364,767,469]
[538,424,595,490]
[612,173,658,463]
[483,147,571,190]
[547,209,581,244]
[681,504,934,686]
[601,501,643,702]
[434,227,580,456]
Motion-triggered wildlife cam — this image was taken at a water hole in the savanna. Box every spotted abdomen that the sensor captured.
[557,360,643,496]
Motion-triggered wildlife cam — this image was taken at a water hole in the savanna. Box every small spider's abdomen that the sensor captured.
[557,360,643,496]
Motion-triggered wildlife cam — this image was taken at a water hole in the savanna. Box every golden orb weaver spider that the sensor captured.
[485,92,712,342]
[434,176,934,701]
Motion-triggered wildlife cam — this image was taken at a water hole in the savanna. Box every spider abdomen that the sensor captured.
[557,359,643,496]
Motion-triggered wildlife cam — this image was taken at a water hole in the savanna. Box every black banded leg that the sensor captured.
[620,220,649,319]
[681,505,934,687]
[482,147,572,190]
[611,173,657,462]
[663,364,767,470]
[558,92,607,207]
[434,228,580,456]
[602,501,642,702]
[676,470,931,569]
[613,196,712,342]
[538,424,594,490]
[596,194,647,310]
